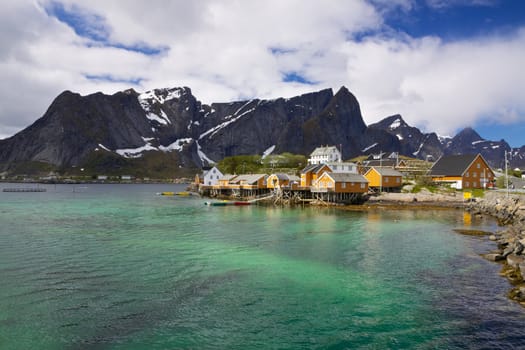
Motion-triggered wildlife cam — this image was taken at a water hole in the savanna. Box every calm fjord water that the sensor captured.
[1,183,525,349]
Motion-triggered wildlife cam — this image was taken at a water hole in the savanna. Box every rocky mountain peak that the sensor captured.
[453,127,483,144]
[1,85,524,175]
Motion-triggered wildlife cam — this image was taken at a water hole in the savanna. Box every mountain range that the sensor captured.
[0,86,523,177]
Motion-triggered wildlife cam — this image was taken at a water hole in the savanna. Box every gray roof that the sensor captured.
[231,174,267,184]
[219,174,237,181]
[325,173,368,183]
[428,154,479,176]
[363,159,397,167]
[367,167,403,177]
[271,173,291,180]
[270,173,301,181]
[310,146,339,157]
[288,174,300,182]
[301,163,332,174]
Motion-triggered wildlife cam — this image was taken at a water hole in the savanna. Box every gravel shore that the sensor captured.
[364,190,466,208]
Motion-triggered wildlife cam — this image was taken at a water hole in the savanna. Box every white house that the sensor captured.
[203,166,223,186]
[308,146,342,165]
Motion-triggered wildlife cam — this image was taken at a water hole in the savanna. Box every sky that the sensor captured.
[1,0,525,147]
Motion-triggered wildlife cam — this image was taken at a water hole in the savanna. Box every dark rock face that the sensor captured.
[0,86,376,172]
[368,115,443,161]
[445,127,511,169]
[1,85,524,174]
[0,90,155,168]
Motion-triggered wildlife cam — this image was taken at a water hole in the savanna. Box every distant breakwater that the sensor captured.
[466,193,525,306]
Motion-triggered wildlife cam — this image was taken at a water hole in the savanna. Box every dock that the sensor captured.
[3,188,47,192]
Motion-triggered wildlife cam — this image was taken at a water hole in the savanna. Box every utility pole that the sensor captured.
[379,151,382,193]
[505,150,509,198]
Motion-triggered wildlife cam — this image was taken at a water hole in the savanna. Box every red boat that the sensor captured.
[233,201,252,206]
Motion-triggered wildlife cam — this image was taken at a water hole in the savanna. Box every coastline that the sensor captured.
[466,192,525,306]
[334,191,467,211]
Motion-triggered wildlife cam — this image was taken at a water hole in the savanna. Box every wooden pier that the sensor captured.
[3,188,47,192]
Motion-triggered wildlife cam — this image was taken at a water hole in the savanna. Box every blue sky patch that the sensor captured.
[379,1,525,41]
[45,1,110,42]
[474,121,525,148]
[282,72,316,85]
[45,1,166,56]
[269,47,297,56]
[85,74,143,85]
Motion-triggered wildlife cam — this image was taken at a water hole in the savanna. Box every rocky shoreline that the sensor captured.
[364,191,466,208]
[466,192,525,306]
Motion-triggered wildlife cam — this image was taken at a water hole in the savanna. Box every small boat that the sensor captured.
[158,191,196,196]
[175,191,193,196]
[159,191,175,196]
[233,201,252,206]
[205,200,232,206]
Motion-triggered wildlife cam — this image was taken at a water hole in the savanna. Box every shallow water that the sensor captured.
[0,183,524,349]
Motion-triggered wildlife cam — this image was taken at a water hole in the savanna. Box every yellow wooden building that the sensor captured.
[300,164,332,188]
[229,174,268,189]
[364,167,403,190]
[267,173,300,189]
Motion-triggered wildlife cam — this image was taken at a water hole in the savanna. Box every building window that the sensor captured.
[473,172,477,177]
[477,163,480,168]
[385,177,389,183]
[360,183,365,189]
[473,182,477,187]
[465,181,470,187]
[341,182,346,189]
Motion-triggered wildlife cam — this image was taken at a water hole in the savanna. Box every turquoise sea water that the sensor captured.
[1,183,524,349]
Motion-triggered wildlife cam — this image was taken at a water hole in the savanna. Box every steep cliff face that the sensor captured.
[198,88,335,160]
[0,86,377,172]
[1,85,524,175]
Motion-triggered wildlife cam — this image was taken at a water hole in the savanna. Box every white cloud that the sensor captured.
[340,29,525,136]
[0,0,523,146]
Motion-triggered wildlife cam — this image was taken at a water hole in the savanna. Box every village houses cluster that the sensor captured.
[195,145,495,201]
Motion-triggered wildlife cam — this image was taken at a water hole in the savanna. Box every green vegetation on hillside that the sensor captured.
[217,153,307,175]
[62,150,197,180]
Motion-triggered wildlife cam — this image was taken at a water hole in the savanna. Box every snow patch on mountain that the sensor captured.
[97,144,111,152]
[262,145,276,159]
[138,89,184,125]
[116,143,158,158]
[196,141,216,164]
[362,143,378,152]
[389,118,401,130]
[159,138,193,152]
[115,136,195,158]
[199,108,255,140]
